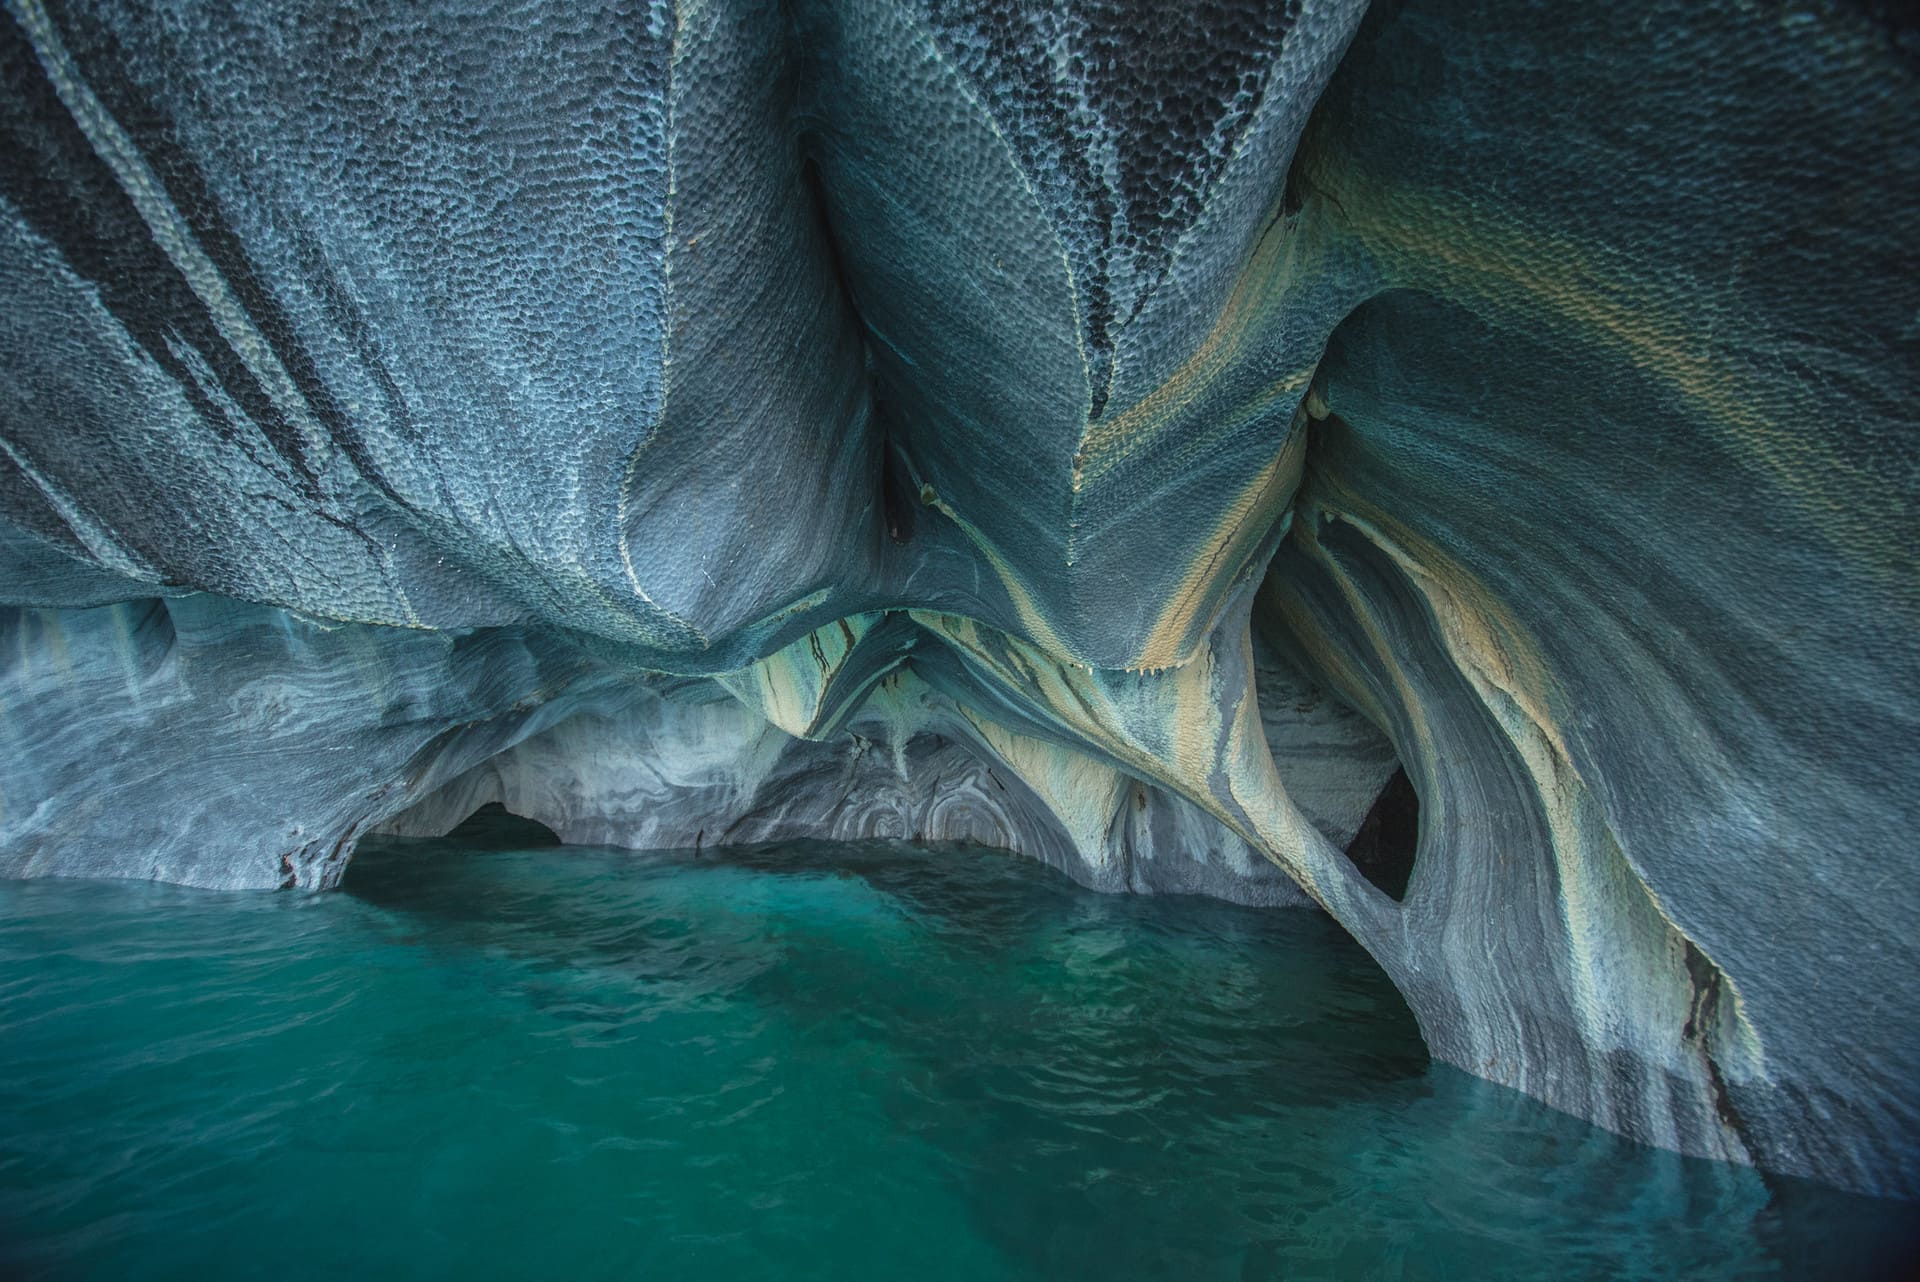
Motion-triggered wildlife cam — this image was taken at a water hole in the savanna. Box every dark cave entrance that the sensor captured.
[439,803,563,850]
[340,804,564,901]
[1341,766,1419,902]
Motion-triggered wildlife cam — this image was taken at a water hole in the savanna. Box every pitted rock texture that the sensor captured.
[0,0,1915,1198]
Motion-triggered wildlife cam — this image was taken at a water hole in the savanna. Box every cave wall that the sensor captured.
[0,0,1916,1196]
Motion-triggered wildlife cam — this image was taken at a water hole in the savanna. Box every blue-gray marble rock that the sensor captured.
[0,0,1915,1197]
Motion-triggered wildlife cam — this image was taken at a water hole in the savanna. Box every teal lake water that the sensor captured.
[1,823,1912,1280]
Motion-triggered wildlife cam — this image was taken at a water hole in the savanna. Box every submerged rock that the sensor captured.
[0,0,1915,1197]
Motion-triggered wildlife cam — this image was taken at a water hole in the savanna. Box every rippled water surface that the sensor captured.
[1,822,1912,1281]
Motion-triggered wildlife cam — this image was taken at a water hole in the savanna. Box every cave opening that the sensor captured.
[1249,562,1422,906]
[1341,765,1419,902]
[439,803,563,851]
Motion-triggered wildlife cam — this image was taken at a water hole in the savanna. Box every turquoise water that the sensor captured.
[0,826,1911,1281]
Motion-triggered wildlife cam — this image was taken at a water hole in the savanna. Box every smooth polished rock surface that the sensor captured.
[0,0,1915,1197]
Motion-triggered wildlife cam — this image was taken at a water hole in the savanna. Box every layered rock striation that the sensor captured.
[1,0,1916,1196]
